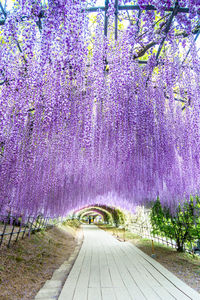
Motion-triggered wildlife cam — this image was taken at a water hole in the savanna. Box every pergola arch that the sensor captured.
[74,206,114,224]
[80,210,104,222]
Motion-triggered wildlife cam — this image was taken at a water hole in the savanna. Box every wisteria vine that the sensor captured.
[0,0,200,218]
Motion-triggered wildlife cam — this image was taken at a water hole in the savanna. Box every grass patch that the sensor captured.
[15,256,24,263]
[99,224,140,240]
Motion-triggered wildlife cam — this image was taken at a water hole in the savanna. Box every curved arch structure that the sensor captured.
[81,210,104,219]
[81,210,104,223]
[75,206,113,224]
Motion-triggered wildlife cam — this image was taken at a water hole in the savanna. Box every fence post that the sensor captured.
[41,217,46,229]
[151,240,156,258]
[44,218,49,228]
[15,221,22,243]
[33,216,39,232]
[38,216,43,230]
[28,217,35,236]
[0,217,8,248]
[22,216,30,239]
[36,216,40,230]
[7,219,16,248]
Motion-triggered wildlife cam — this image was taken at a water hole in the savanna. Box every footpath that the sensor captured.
[58,225,200,300]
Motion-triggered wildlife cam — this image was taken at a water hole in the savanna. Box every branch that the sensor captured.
[0,80,6,85]
[164,90,187,104]
[175,25,200,38]
[133,41,157,59]
[132,15,171,62]
[137,13,171,41]
[156,1,180,60]
[16,40,27,64]
[0,1,6,19]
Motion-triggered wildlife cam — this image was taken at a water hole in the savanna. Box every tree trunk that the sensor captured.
[176,239,184,252]
[177,245,184,252]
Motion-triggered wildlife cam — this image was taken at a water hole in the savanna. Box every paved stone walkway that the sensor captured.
[59,225,200,300]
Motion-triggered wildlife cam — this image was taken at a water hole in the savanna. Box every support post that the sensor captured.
[104,0,109,37]
[151,239,156,258]
[123,227,125,242]
[114,0,118,40]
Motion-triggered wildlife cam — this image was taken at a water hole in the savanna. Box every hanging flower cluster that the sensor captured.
[0,0,200,217]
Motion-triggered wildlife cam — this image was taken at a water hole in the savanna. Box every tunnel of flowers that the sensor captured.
[0,0,200,219]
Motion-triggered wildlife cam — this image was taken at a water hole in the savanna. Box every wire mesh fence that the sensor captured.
[129,222,176,247]
[128,222,200,255]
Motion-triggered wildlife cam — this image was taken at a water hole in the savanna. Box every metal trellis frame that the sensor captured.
[83,1,196,65]
[0,0,198,72]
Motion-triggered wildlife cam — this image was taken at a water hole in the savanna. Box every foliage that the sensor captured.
[103,212,112,224]
[62,219,80,229]
[112,208,126,227]
[150,197,200,252]
[94,205,127,227]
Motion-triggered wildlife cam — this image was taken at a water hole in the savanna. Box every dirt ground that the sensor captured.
[0,224,80,300]
[100,226,200,294]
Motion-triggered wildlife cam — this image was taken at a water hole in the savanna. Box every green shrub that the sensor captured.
[150,197,200,252]
[62,219,80,228]
[103,213,112,224]
[112,208,126,227]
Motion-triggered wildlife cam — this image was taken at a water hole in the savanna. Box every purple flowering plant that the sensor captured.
[0,0,199,218]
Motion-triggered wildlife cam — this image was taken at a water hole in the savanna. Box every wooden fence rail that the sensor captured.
[0,214,57,249]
